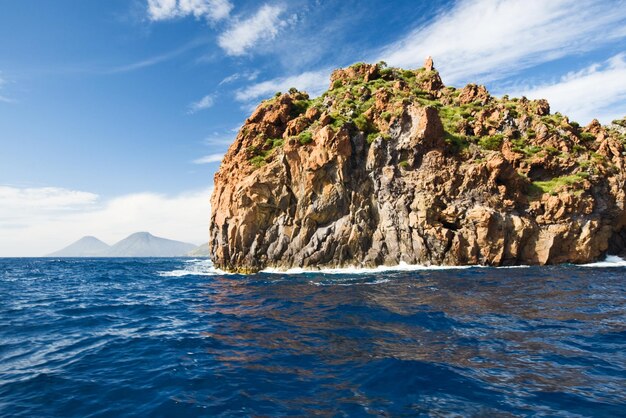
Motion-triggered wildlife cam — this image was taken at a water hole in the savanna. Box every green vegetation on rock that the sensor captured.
[531,173,589,195]
[478,134,504,151]
[298,131,313,145]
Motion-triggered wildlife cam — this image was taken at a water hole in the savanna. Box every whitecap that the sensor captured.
[261,261,474,275]
[579,255,626,268]
[157,259,234,277]
[162,257,622,278]
[310,278,391,287]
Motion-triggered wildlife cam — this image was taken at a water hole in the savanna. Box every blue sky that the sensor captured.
[1,0,625,255]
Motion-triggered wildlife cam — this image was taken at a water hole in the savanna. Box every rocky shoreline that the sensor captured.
[210,59,626,273]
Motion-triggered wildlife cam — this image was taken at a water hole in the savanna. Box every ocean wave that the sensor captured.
[2,257,626,417]
[158,255,626,278]
[157,260,478,278]
[579,255,626,268]
[310,278,391,286]
[262,261,475,275]
[157,260,233,277]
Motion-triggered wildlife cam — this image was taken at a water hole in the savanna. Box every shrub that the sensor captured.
[381,111,392,122]
[444,132,470,153]
[399,160,410,169]
[580,132,596,142]
[351,62,366,69]
[402,70,416,80]
[612,118,626,128]
[265,138,283,149]
[290,100,310,118]
[545,146,559,155]
[354,114,373,133]
[330,113,347,129]
[298,131,313,145]
[288,87,298,94]
[250,155,266,167]
[380,67,393,78]
[478,134,504,151]
[366,132,379,144]
[332,80,343,90]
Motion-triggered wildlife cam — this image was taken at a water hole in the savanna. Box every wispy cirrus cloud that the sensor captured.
[0,73,14,103]
[203,132,237,146]
[234,0,626,120]
[0,186,98,212]
[235,68,331,102]
[106,37,206,74]
[219,70,260,85]
[188,94,215,113]
[508,53,626,124]
[147,0,233,22]
[0,185,211,256]
[378,0,626,84]
[192,153,223,164]
[218,4,290,56]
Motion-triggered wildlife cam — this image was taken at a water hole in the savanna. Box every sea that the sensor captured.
[1,257,625,417]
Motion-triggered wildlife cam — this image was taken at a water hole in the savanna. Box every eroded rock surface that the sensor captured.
[210,59,626,272]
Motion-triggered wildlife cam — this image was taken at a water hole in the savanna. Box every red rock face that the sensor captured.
[209,60,626,272]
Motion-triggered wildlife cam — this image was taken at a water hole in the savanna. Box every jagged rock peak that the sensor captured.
[424,56,434,71]
[210,60,626,273]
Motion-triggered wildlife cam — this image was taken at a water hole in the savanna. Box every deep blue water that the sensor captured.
[1,258,625,417]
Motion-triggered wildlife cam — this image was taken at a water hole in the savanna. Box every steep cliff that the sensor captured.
[210,59,626,273]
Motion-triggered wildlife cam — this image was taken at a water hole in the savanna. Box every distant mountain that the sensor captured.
[104,232,196,257]
[47,236,111,257]
[186,242,210,257]
[47,232,197,257]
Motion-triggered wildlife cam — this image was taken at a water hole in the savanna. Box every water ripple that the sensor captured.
[1,258,625,416]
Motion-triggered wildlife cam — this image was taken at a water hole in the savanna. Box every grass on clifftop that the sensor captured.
[246,61,616,200]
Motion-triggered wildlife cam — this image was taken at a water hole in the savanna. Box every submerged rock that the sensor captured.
[210,60,626,273]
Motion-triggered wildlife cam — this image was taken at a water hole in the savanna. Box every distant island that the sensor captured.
[48,232,202,257]
[209,58,626,273]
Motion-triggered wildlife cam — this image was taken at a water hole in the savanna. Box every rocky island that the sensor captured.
[210,58,626,273]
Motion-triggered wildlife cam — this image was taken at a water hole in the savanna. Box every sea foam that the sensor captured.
[157,255,626,277]
[579,255,626,268]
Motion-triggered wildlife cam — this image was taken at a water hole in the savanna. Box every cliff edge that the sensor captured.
[210,59,626,273]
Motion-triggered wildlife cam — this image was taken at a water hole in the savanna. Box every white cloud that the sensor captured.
[379,0,626,85]
[235,68,331,102]
[0,73,13,103]
[203,132,236,146]
[0,186,98,212]
[193,153,224,164]
[188,94,215,113]
[147,0,177,20]
[508,53,626,124]
[218,4,286,56]
[179,0,232,21]
[0,185,212,256]
[107,39,204,74]
[219,70,260,85]
[147,0,232,22]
